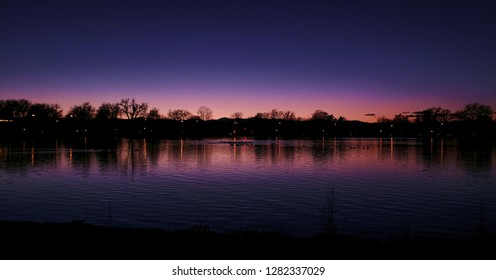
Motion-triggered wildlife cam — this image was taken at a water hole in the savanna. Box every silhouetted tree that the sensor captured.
[119,98,148,119]
[96,103,120,119]
[266,109,296,120]
[0,100,8,119]
[197,106,213,121]
[168,109,192,121]
[28,103,62,120]
[147,107,161,119]
[415,109,434,124]
[67,102,95,120]
[415,107,454,124]
[231,112,243,119]
[253,109,296,120]
[390,114,412,136]
[270,109,283,119]
[0,99,31,119]
[377,116,392,123]
[436,108,453,123]
[393,113,410,123]
[16,99,32,118]
[282,110,296,120]
[311,110,334,121]
[455,103,493,122]
[253,112,270,119]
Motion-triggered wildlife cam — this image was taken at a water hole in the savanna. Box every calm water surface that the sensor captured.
[1,138,495,238]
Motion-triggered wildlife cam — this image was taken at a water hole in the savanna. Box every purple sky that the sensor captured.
[1,0,495,121]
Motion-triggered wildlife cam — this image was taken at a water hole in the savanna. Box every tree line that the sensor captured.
[0,98,309,121]
[377,104,494,124]
[0,98,493,123]
[0,98,494,140]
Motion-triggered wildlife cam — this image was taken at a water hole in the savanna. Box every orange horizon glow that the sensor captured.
[2,87,495,123]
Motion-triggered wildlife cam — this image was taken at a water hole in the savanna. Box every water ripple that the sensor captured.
[0,138,494,237]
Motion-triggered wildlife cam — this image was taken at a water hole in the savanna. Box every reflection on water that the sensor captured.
[0,138,495,237]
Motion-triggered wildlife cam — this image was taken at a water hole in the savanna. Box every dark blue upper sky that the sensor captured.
[1,0,495,120]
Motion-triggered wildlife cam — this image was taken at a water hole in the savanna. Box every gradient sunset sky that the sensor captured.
[1,0,495,121]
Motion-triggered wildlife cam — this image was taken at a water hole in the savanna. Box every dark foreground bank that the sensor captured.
[1,221,495,260]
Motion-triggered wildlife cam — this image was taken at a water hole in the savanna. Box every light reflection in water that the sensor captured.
[31,146,34,165]
[441,138,444,162]
[390,137,394,158]
[143,138,147,161]
[0,138,495,238]
[180,139,183,160]
[233,138,236,161]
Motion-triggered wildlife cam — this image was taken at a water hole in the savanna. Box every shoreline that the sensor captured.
[1,220,495,260]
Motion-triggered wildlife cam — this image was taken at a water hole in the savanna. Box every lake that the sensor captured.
[0,137,495,238]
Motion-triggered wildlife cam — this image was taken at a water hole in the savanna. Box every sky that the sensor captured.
[1,0,495,121]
